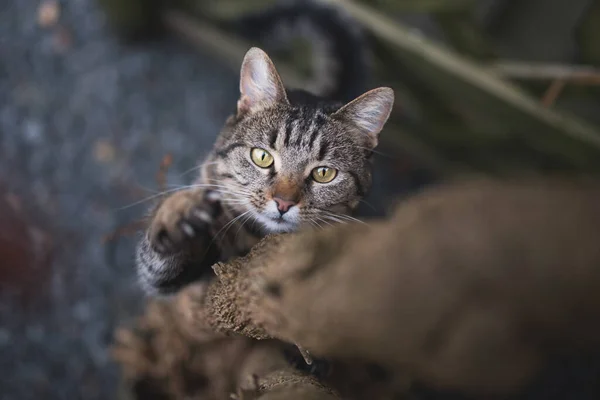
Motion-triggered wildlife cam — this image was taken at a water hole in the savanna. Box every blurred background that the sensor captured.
[2,0,600,399]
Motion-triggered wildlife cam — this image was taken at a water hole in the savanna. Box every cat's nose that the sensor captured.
[273,197,296,215]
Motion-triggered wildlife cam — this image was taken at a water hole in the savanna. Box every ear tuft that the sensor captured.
[238,47,289,115]
[332,87,394,148]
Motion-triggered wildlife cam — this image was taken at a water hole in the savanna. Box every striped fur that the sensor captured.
[136,48,393,295]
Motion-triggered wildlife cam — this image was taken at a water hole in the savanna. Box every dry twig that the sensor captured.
[541,79,567,107]
[488,61,600,84]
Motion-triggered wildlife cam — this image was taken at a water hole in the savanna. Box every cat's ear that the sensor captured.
[332,87,394,148]
[237,47,289,115]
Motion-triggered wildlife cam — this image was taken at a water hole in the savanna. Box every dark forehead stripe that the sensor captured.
[307,125,320,150]
[268,127,278,149]
[307,111,327,150]
[314,111,327,128]
[283,120,292,147]
[317,140,330,161]
[294,110,313,147]
[283,108,301,146]
[216,142,245,158]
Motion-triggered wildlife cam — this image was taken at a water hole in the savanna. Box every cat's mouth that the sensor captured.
[273,215,294,225]
[253,201,300,233]
[257,213,298,233]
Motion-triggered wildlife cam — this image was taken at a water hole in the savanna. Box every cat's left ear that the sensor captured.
[237,47,289,115]
[332,87,394,148]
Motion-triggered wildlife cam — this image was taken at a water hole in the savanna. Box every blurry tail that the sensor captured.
[232,0,371,103]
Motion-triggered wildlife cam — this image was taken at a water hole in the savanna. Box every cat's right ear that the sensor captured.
[237,47,289,115]
[332,87,394,149]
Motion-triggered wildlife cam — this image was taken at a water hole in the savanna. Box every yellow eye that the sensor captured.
[251,148,274,168]
[312,166,337,183]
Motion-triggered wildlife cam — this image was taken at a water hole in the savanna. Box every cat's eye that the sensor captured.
[251,148,274,168]
[312,166,337,183]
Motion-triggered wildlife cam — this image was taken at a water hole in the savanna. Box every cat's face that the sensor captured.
[212,48,394,233]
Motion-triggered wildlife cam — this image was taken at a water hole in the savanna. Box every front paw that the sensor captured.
[149,189,220,254]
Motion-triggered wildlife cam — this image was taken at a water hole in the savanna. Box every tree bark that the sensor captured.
[203,177,600,395]
[115,177,600,398]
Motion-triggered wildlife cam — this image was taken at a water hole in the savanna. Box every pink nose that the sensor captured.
[273,197,296,215]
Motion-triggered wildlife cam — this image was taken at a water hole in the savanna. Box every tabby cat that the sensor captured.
[136,47,394,295]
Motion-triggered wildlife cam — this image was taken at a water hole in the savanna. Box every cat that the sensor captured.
[135,47,394,296]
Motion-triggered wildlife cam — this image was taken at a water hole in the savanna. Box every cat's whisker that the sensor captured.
[220,199,248,204]
[206,177,250,188]
[207,179,252,193]
[322,214,346,225]
[136,183,160,194]
[210,210,253,248]
[167,182,238,189]
[314,216,335,228]
[220,201,251,210]
[223,190,254,198]
[116,182,252,211]
[211,184,254,197]
[345,216,366,224]
[357,146,395,159]
[115,187,192,210]
[306,219,320,231]
[213,187,253,199]
[168,182,250,194]
[178,162,220,178]
[165,183,253,199]
[220,192,253,201]
[218,192,251,203]
[308,217,326,230]
[234,212,256,239]
[322,211,367,225]
[216,212,253,247]
[336,215,365,225]
[212,198,247,209]
[359,199,377,211]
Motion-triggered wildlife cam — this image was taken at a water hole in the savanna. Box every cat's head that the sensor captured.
[212,47,394,233]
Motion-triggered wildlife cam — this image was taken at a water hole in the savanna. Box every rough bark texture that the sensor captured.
[114,177,600,399]
[113,284,340,400]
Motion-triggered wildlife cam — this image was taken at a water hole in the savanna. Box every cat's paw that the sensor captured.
[149,189,221,254]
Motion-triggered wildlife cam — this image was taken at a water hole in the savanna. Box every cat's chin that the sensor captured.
[263,218,298,233]
[254,213,298,233]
